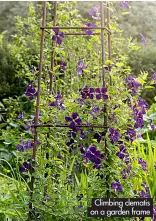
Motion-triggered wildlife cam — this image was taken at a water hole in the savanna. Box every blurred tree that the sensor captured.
[0,32,25,99]
[0,2,29,37]
[0,1,156,104]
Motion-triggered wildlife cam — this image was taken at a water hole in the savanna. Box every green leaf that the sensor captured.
[145,86,155,89]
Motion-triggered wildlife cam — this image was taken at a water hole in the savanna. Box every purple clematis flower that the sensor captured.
[59,61,67,71]
[121,166,132,179]
[18,111,24,119]
[16,140,40,152]
[77,60,87,75]
[138,98,149,113]
[126,76,142,95]
[16,140,33,152]
[140,190,150,198]
[57,153,62,159]
[111,181,123,192]
[94,132,105,143]
[25,81,37,100]
[108,128,121,143]
[89,5,101,20]
[49,94,64,110]
[84,22,96,36]
[81,87,108,100]
[24,118,36,133]
[95,87,108,100]
[84,145,104,169]
[132,98,148,129]
[119,1,129,10]
[139,33,146,46]
[116,144,129,161]
[20,161,33,173]
[90,105,100,115]
[52,28,65,45]
[65,112,82,131]
[138,158,148,171]
[141,182,150,192]
[81,87,94,99]
[135,182,151,201]
[125,125,136,142]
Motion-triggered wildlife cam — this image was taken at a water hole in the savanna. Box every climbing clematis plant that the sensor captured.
[0,2,156,221]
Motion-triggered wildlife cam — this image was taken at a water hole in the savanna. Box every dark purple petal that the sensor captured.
[89,146,97,153]
[69,121,76,130]
[72,112,78,119]
[86,22,96,28]
[95,88,100,93]
[89,93,94,99]
[56,94,62,100]
[53,28,59,35]
[77,68,83,75]
[102,94,108,100]
[25,141,33,150]
[89,88,94,93]
[57,153,62,159]
[79,144,85,153]
[65,116,72,122]
[16,144,24,152]
[59,32,65,38]
[75,118,82,125]
[117,186,123,192]
[66,139,74,146]
[57,37,62,45]
[119,145,125,151]
[23,162,33,170]
[24,125,31,131]
[100,154,104,159]
[83,87,89,93]
[109,128,114,133]
[95,151,101,158]
[19,166,26,173]
[71,132,76,138]
[94,158,101,165]
[18,111,24,119]
[101,87,107,93]
[52,35,57,41]
[50,101,57,107]
[111,182,117,189]
[96,94,102,100]
[86,30,93,36]
[82,66,87,70]
[80,131,85,139]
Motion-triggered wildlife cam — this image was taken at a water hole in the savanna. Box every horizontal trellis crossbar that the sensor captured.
[40,26,112,33]
[64,32,101,35]
[31,124,108,128]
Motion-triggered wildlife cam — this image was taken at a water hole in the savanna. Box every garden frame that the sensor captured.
[29,1,112,216]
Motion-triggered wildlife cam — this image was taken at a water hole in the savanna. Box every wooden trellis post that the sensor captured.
[29,0,112,216]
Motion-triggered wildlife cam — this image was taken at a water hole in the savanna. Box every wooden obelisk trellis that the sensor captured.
[29,1,112,217]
